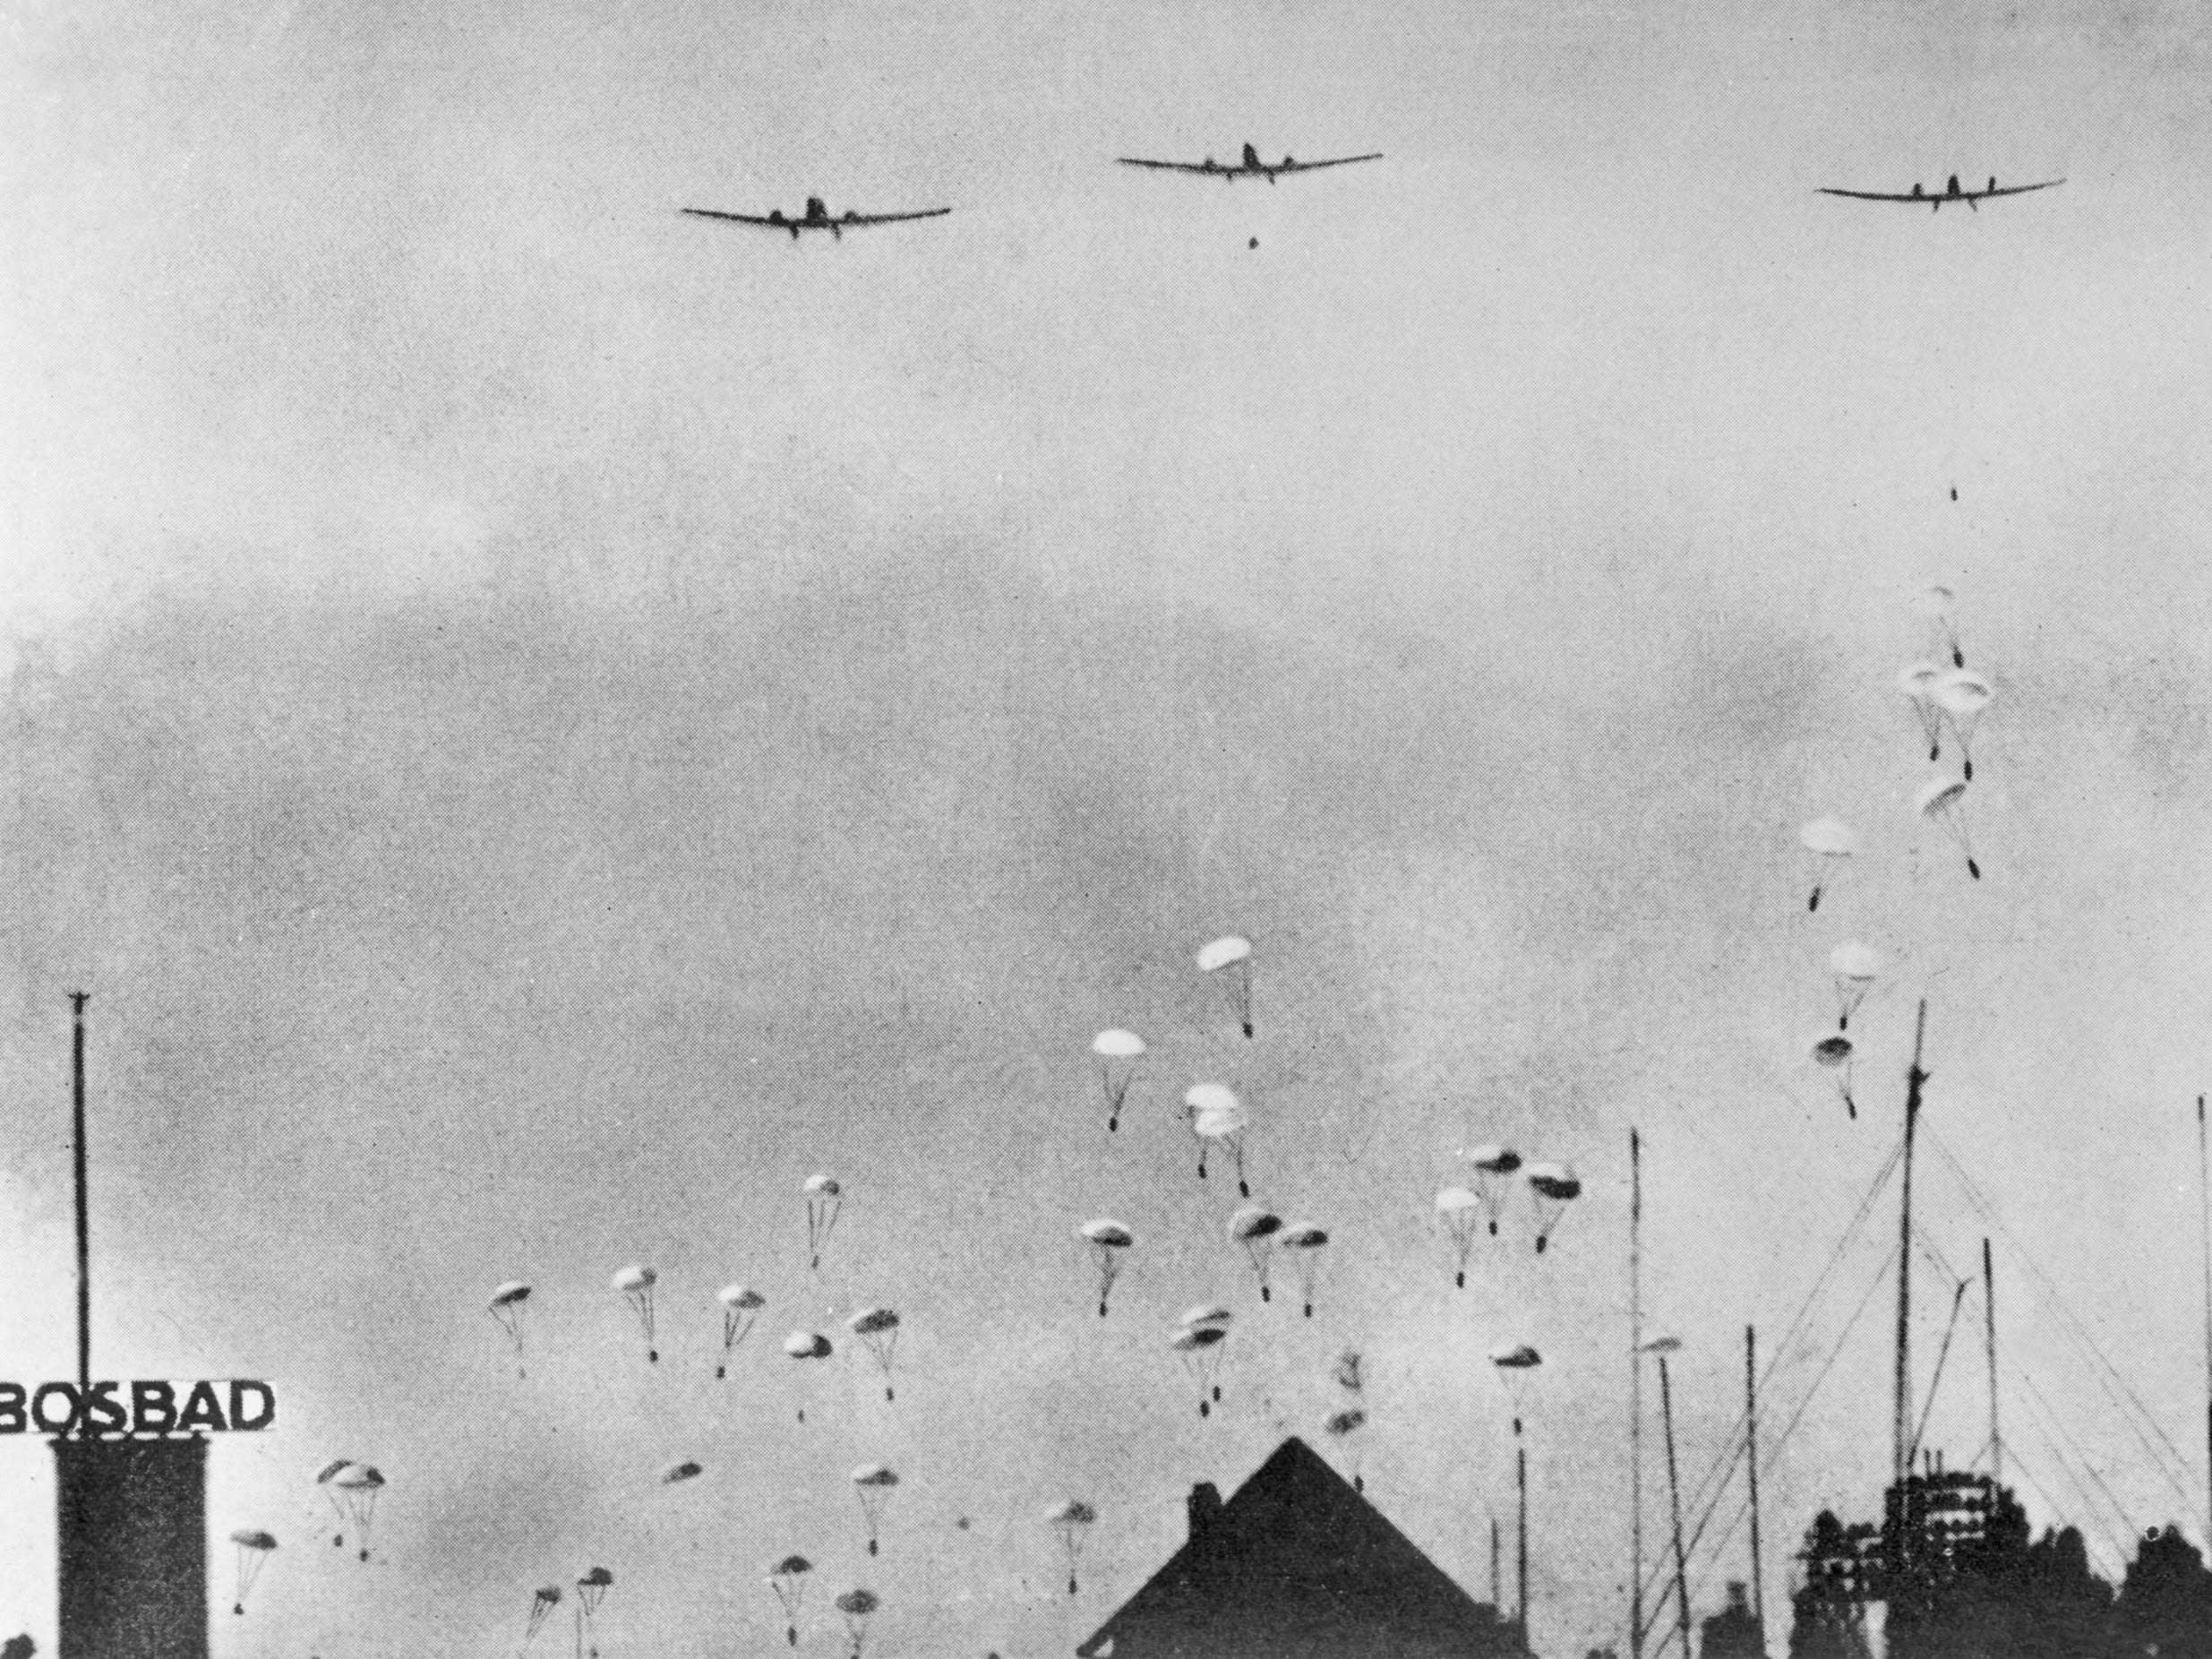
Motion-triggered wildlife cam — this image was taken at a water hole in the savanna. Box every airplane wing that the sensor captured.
[1274,152,1385,174]
[838,208,954,227]
[1115,158,1222,174]
[1976,178,2064,200]
[680,208,789,228]
[1814,188,1930,202]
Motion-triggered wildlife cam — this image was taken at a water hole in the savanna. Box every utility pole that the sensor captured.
[1518,1446,1530,1655]
[1893,1001,1928,1498]
[1631,1127,1644,1659]
[71,991,91,1417]
[1660,1354,1692,1659]
[1491,1515,1500,1612]
[1983,1237,2001,1487]
[2198,1096,2210,1551]
[1746,1323,1764,1647]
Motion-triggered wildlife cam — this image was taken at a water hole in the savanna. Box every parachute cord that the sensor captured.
[1926,1132,2198,1510]
[2011,1363,2141,1569]
[1905,1276,1973,1467]
[1642,1136,1905,1598]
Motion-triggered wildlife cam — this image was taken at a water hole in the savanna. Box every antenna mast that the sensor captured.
[1630,1127,1644,1659]
[1893,1001,1928,1494]
[2198,1095,2210,1550]
[1746,1324,1764,1647]
[1660,1354,1692,1659]
[1983,1237,2000,1487]
[71,992,91,1420]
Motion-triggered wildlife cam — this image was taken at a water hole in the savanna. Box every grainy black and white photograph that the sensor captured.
[6,3,2212,1656]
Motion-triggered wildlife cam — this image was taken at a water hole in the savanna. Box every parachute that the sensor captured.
[1196,935,1255,1037]
[662,1459,704,1485]
[716,1285,766,1379]
[850,1464,899,1556]
[1227,1207,1283,1302]
[1915,775,1980,881]
[526,1583,562,1646]
[1170,1324,1230,1418]
[1324,1406,1368,1492]
[1435,1186,1482,1287]
[1933,670,1993,782]
[1461,1145,1523,1237]
[1489,1343,1542,1436]
[577,1567,614,1659]
[330,1464,384,1562]
[488,1280,532,1377]
[1078,1219,1134,1317]
[1899,663,1948,762]
[1798,818,1858,914]
[1524,1164,1582,1254]
[227,1528,275,1615]
[313,1459,354,1549]
[804,1174,843,1270]
[1813,1033,1856,1120]
[1278,1222,1328,1317]
[611,1264,658,1363]
[783,1329,834,1423]
[768,1555,813,1646]
[1092,1030,1145,1133]
[1915,584,1965,669]
[845,1307,902,1401]
[835,1587,879,1659]
[1045,1500,1097,1595]
[1185,1085,1252,1197]
[1828,941,1882,1031]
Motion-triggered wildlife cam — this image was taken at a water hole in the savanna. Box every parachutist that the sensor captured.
[1199,1400,1209,1418]
[1260,1285,1271,1302]
[1098,1302,1108,1317]
[1968,859,1981,880]
[1212,1384,1222,1403]
[1535,1237,1548,1255]
[885,1386,895,1401]
[648,1349,658,1362]
[1069,1575,1079,1594]
[1239,1180,1250,1198]
[233,1604,244,1616]
[789,1630,799,1646]
[1964,760,1974,781]
[869,1541,878,1557]
[1808,889,1821,913]
[1455,1270,1465,1289]
[1354,1474,1364,1492]
[1241,1022,1254,1038]
[716,1364,725,1379]
[1303,1302,1313,1319]
[1109,1116,1118,1132]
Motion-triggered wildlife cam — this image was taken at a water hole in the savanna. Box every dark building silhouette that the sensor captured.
[1699,1582,1765,1659]
[1076,1437,1522,1659]
[53,1436,208,1659]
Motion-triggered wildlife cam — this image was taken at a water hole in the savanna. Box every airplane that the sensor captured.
[1817,174,2064,212]
[680,196,952,240]
[1115,142,1383,184]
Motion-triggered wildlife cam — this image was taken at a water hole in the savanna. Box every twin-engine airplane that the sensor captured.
[681,196,952,239]
[1116,142,1383,184]
[1817,174,2064,212]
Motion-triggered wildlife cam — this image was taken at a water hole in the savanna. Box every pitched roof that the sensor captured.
[1076,1438,1519,1659]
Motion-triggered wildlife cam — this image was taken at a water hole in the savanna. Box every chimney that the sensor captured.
[1187,1482,1222,1543]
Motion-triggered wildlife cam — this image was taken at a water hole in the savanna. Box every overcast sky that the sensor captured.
[7,2,2212,1655]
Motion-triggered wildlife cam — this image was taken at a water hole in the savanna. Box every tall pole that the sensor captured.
[1983,1237,2001,1487]
[2198,1095,2210,1550]
[1893,1001,1928,1496]
[1517,1446,1530,1653]
[1660,1355,1692,1659]
[1491,1515,1500,1611]
[1746,1324,1764,1646]
[1631,1128,1644,1659]
[71,991,91,1415]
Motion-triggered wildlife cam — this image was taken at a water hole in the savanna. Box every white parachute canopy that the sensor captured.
[1196,935,1256,1037]
[1797,817,1859,914]
[1091,1029,1146,1132]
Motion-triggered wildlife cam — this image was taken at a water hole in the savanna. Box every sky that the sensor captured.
[6,0,2212,1655]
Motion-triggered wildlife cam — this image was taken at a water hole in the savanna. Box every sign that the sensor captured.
[0,1380,276,1437]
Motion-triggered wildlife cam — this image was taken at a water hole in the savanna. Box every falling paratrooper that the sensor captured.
[1278,1221,1329,1317]
[805,1173,844,1270]
[1078,1218,1134,1316]
[612,1264,658,1362]
[1462,1144,1523,1237]
[488,1280,532,1377]
[1196,935,1255,1037]
[1227,1205,1283,1302]
[524,1583,562,1648]
[717,1284,766,1379]
[1172,1304,1232,1416]
[1045,1499,1097,1594]
[846,1306,903,1401]
[1489,1343,1542,1437]
[1092,1029,1145,1132]
[784,1328,834,1422]
[1798,818,1858,914]
[227,1529,276,1615]
[768,1555,813,1646]
[851,1464,900,1556]
[1829,940,1882,1031]
[1525,1163,1582,1254]
[1435,1185,1483,1287]
[1916,774,1980,881]
[577,1566,614,1659]
[1185,1083,1253,1196]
